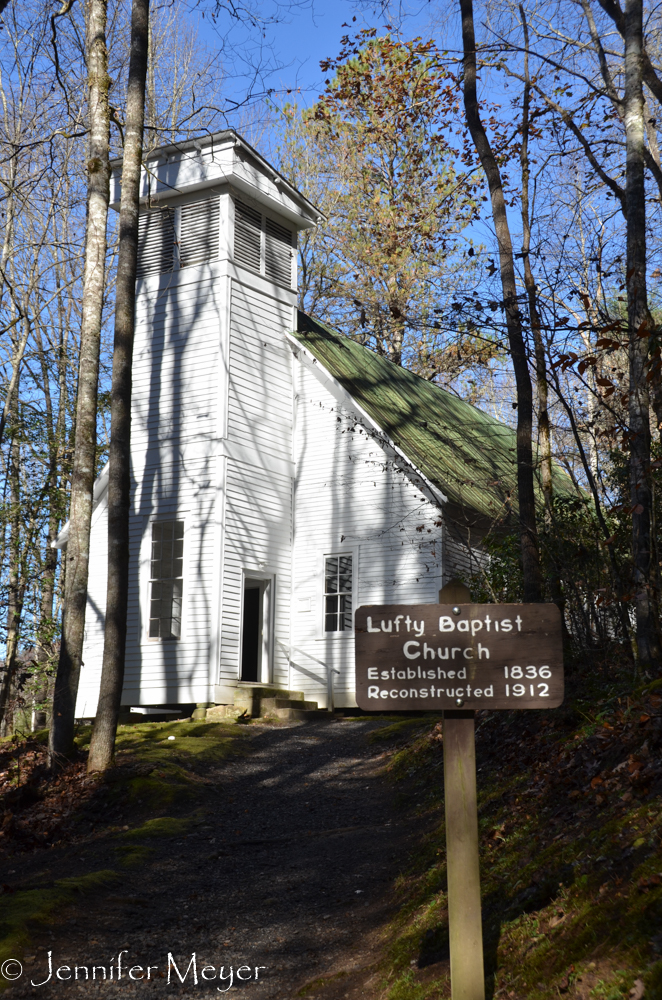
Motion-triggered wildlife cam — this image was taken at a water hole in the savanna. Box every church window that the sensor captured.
[137,207,175,277]
[324,555,353,632]
[234,200,262,273]
[233,198,294,287]
[179,196,219,267]
[265,217,293,284]
[149,521,184,639]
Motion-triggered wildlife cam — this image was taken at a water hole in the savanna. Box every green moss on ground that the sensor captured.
[77,720,246,812]
[0,720,246,974]
[367,717,442,744]
[115,812,201,865]
[120,815,194,839]
[371,682,662,1000]
[0,870,118,988]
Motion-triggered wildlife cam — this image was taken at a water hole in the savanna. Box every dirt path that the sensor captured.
[2,718,417,999]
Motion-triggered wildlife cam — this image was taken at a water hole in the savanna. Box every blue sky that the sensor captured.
[192,0,441,118]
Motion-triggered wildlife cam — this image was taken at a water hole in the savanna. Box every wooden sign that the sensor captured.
[355,603,563,711]
[355,595,565,1000]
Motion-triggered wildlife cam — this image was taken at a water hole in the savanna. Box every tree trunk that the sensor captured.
[49,0,111,762]
[518,5,566,622]
[0,147,16,322]
[31,312,62,668]
[146,14,156,151]
[0,420,22,736]
[623,0,661,672]
[38,501,60,656]
[87,0,149,773]
[518,5,553,520]
[460,0,542,601]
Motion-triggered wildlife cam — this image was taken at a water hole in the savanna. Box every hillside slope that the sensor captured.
[369,678,662,1000]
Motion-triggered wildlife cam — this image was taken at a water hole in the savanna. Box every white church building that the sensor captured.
[68,130,531,718]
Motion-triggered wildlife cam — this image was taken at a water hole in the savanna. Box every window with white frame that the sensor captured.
[137,207,175,278]
[179,196,220,267]
[233,198,294,287]
[324,555,353,632]
[137,197,219,277]
[149,521,184,638]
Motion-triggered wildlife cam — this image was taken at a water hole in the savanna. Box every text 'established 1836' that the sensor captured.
[354,603,564,711]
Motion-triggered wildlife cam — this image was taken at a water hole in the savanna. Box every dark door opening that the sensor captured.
[241,585,261,682]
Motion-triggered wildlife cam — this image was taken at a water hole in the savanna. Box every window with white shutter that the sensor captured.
[234,200,262,273]
[233,199,295,287]
[179,197,219,267]
[265,217,293,286]
[137,208,175,278]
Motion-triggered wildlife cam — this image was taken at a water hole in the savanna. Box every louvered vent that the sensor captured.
[234,200,262,272]
[265,217,293,286]
[180,197,219,268]
[137,208,175,278]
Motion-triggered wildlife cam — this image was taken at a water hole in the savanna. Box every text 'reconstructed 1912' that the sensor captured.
[354,603,563,711]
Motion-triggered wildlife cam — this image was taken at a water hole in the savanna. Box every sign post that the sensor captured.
[440,579,483,1000]
[443,709,484,1000]
[354,596,563,1000]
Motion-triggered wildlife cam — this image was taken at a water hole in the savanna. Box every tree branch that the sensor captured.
[499,62,628,215]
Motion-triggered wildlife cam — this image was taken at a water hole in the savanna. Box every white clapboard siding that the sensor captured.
[77,267,224,709]
[234,200,261,272]
[137,208,175,278]
[75,497,109,717]
[227,281,294,462]
[180,197,219,268]
[76,136,320,716]
[444,528,488,585]
[123,269,222,702]
[291,360,444,707]
[219,277,294,687]
[122,485,217,703]
[131,275,220,447]
[265,217,293,286]
[220,461,292,688]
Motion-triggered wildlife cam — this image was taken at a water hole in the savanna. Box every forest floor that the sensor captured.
[0,716,420,999]
[1,667,662,1000]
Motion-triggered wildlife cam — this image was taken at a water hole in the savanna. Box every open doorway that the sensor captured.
[240,578,272,683]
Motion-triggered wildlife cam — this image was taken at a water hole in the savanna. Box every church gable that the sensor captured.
[291,311,575,531]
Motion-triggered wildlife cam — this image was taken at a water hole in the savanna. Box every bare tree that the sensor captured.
[49,0,111,761]
[497,0,662,666]
[87,0,149,773]
[620,0,660,670]
[518,5,553,517]
[460,0,543,602]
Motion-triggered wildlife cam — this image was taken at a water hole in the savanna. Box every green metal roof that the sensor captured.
[293,312,576,525]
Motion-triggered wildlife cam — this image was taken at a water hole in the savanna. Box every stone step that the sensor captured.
[206,701,331,723]
[205,704,246,721]
[259,697,318,714]
[206,685,317,721]
[273,706,325,721]
[234,685,304,702]
[233,685,306,718]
